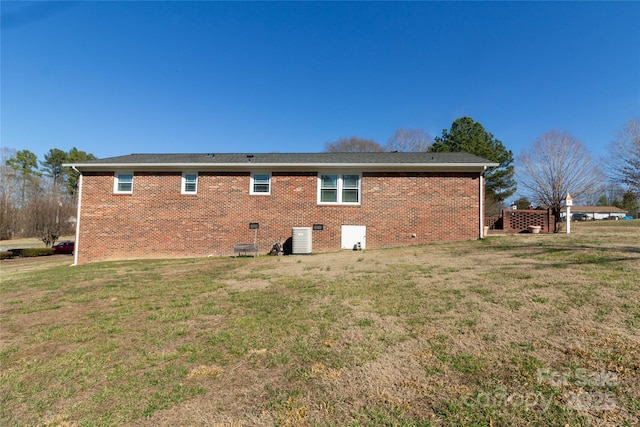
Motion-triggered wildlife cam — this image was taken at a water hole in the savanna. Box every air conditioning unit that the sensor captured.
[291,227,312,254]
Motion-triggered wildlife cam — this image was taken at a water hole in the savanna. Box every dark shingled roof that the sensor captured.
[77,152,496,165]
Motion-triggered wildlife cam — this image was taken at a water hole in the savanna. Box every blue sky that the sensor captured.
[2,1,639,164]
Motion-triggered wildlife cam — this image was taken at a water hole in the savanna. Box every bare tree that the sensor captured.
[384,128,432,152]
[27,191,76,247]
[596,185,626,207]
[607,117,640,196]
[518,130,603,230]
[324,137,384,153]
[0,147,18,239]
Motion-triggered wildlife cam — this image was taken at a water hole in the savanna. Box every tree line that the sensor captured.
[2,116,638,244]
[1,147,95,244]
[325,116,640,224]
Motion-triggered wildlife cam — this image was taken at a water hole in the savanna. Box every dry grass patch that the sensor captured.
[1,221,639,426]
[187,365,223,380]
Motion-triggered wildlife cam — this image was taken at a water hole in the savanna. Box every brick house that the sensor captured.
[66,152,497,264]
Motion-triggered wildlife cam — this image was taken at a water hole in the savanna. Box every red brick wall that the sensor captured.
[76,170,481,263]
[501,209,555,233]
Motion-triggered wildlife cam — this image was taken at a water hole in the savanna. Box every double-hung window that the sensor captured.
[318,173,361,204]
[182,172,198,194]
[250,173,271,195]
[114,172,133,194]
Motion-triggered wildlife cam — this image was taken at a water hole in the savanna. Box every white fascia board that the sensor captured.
[64,162,499,172]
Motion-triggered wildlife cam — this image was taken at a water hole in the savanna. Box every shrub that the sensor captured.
[9,248,55,258]
[0,251,14,260]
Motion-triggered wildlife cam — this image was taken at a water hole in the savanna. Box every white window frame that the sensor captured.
[317,172,361,205]
[250,172,271,195]
[181,172,198,194]
[114,171,133,194]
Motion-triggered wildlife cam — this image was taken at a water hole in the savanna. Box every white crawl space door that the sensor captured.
[341,225,366,250]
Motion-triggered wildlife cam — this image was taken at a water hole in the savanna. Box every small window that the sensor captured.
[182,172,198,194]
[250,173,271,195]
[318,173,361,204]
[114,172,133,194]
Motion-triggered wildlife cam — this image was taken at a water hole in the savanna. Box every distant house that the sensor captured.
[65,152,498,264]
[560,206,626,221]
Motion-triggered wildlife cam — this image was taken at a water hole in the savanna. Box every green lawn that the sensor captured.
[1,221,639,426]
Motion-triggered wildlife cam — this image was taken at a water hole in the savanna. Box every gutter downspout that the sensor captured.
[480,166,486,238]
[72,167,82,266]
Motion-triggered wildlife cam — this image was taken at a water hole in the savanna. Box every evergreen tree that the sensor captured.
[65,147,97,196]
[430,117,516,201]
[41,148,67,191]
[5,149,42,208]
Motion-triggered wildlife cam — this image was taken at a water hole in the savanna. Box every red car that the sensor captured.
[53,241,74,254]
